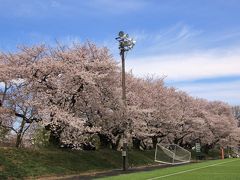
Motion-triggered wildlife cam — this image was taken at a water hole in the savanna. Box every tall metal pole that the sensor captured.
[121,49,126,105]
[116,31,135,171]
[121,49,127,171]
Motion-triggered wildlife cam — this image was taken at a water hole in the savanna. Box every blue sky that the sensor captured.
[0,0,240,105]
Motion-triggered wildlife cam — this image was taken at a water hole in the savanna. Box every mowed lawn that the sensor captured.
[99,158,240,180]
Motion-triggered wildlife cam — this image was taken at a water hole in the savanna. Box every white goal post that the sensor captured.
[155,143,191,165]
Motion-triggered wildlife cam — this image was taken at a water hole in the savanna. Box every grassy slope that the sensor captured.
[0,147,155,179]
[100,158,240,180]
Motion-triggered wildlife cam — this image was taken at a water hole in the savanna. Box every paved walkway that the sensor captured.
[60,164,172,180]
[37,162,194,180]
[36,163,173,180]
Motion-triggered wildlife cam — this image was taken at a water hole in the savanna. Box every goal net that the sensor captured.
[154,144,191,165]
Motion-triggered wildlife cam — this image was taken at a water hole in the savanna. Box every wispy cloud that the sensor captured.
[129,22,240,58]
[127,47,240,81]
[120,23,240,105]
[129,23,204,57]
[117,22,240,82]
[173,79,240,105]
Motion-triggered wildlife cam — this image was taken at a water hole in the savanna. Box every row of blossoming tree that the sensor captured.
[0,43,239,150]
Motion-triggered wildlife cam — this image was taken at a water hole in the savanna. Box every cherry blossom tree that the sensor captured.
[12,43,126,149]
[0,50,42,147]
[0,42,239,151]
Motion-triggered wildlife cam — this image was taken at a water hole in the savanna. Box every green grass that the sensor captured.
[0,147,155,179]
[100,158,240,180]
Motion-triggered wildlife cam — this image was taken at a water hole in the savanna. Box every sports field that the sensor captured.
[99,159,240,180]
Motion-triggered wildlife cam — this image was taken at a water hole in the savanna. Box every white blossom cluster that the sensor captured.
[0,43,239,150]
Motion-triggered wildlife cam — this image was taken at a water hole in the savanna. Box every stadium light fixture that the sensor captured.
[116,31,135,171]
[116,31,136,53]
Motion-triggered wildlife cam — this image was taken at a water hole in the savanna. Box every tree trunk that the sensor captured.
[111,142,118,150]
[140,140,147,150]
[179,139,184,147]
[132,137,141,150]
[152,136,158,149]
[49,132,60,146]
[82,142,96,150]
[45,125,61,147]
[173,138,178,145]
[202,144,213,154]
[111,135,121,150]
[15,133,22,148]
[15,118,26,148]
[98,134,111,149]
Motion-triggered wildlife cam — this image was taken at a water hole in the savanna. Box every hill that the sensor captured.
[0,147,155,179]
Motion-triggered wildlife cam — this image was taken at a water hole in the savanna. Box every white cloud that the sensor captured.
[126,49,240,81]
[130,23,203,55]
[126,35,240,105]
[174,80,240,105]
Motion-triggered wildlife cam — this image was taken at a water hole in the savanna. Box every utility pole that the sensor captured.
[121,48,126,106]
[116,31,135,171]
[121,48,127,171]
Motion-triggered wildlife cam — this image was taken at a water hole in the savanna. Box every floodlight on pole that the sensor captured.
[116,31,136,53]
[116,31,135,171]
[116,30,135,107]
